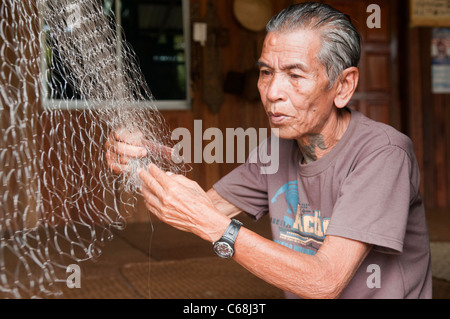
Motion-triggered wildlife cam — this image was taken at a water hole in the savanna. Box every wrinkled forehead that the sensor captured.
[260,30,324,66]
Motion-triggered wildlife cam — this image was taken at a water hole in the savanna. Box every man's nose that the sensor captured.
[266,74,287,102]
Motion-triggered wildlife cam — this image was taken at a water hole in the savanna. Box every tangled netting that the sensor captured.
[0,0,187,298]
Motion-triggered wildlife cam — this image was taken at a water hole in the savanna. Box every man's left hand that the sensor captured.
[138,164,230,243]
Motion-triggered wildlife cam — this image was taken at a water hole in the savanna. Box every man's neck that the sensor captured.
[297,108,351,164]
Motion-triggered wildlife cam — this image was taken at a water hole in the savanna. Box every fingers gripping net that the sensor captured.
[0,0,186,298]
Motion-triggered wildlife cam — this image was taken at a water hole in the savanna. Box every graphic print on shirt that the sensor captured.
[271,181,330,255]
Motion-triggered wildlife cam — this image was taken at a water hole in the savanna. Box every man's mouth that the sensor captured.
[268,112,289,125]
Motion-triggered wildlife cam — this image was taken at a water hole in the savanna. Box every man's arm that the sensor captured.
[233,229,371,298]
[138,164,372,299]
[206,188,243,219]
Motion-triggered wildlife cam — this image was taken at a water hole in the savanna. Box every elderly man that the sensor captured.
[106,3,432,298]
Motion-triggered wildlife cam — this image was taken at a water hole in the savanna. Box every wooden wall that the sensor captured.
[161,0,274,191]
[407,26,450,210]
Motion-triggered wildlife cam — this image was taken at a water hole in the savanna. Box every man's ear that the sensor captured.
[334,67,359,108]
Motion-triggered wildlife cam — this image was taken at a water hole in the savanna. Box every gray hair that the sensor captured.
[266,2,361,88]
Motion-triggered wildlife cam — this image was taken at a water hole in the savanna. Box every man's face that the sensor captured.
[257,29,338,141]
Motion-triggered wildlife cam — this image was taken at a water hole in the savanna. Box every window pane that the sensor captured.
[119,0,187,101]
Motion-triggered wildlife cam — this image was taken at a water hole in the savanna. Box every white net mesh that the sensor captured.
[0,0,187,298]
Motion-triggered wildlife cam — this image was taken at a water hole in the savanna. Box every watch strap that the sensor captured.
[220,219,243,247]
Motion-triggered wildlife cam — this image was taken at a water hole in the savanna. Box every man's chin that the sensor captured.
[269,127,297,141]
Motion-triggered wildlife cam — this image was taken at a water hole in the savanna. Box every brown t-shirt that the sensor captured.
[213,109,432,299]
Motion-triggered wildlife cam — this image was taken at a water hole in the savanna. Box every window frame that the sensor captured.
[40,0,191,111]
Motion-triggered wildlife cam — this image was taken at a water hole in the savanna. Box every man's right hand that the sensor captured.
[105,129,148,174]
[105,129,175,174]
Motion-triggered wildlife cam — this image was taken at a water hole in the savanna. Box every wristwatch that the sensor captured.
[213,219,243,258]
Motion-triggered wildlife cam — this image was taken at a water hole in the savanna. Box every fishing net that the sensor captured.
[0,0,186,298]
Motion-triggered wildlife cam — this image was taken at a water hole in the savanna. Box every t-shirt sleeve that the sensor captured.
[213,148,269,221]
[325,145,415,253]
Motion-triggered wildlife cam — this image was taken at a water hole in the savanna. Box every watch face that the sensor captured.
[214,242,234,258]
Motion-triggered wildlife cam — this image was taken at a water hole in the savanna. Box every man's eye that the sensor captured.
[290,73,302,79]
[260,70,271,76]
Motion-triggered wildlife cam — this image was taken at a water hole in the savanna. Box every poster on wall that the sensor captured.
[431,28,450,93]
[410,0,450,27]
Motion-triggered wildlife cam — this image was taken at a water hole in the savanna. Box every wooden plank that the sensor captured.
[446,95,450,207]
[406,25,425,201]
[433,95,448,208]
[419,28,436,208]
